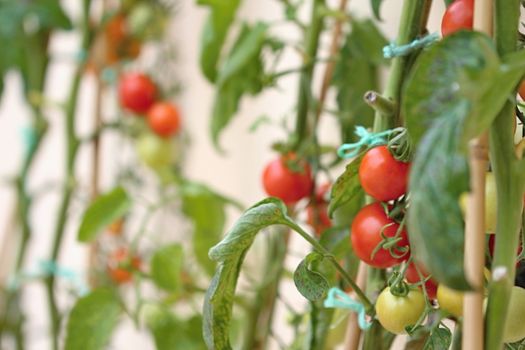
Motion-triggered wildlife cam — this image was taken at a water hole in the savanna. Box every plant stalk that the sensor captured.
[485,1,524,349]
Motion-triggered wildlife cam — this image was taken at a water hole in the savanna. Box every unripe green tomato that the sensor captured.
[127,3,167,40]
[503,286,525,343]
[459,172,497,233]
[135,133,173,170]
[375,287,425,334]
[325,309,349,348]
[437,284,464,318]
[141,303,168,329]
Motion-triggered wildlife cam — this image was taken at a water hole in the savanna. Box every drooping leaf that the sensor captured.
[197,0,242,82]
[203,198,300,349]
[333,19,387,142]
[404,31,525,290]
[150,244,184,293]
[143,304,206,350]
[181,182,233,275]
[328,155,364,217]
[293,253,330,301]
[64,289,121,350]
[78,187,131,243]
[371,0,385,21]
[211,23,268,150]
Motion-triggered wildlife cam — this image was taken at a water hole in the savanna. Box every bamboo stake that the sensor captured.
[463,1,492,349]
[343,262,367,350]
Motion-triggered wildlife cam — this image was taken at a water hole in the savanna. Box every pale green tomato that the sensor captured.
[503,286,525,343]
[375,287,425,334]
[325,309,349,348]
[135,133,173,170]
[437,284,464,318]
[459,172,497,233]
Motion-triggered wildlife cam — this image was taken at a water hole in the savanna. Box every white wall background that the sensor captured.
[0,0,446,349]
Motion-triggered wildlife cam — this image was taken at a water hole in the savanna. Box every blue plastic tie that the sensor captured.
[101,67,118,84]
[337,126,394,159]
[383,32,440,59]
[20,126,37,156]
[6,260,89,296]
[324,287,372,330]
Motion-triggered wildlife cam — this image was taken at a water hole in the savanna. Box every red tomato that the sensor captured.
[118,72,157,114]
[351,202,409,268]
[107,248,141,284]
[147,102,182,137]
[262,154,313,205]
[359,146,409,202]
[306,182,332,235]
[441,0,474,37]
[405,262,438,299]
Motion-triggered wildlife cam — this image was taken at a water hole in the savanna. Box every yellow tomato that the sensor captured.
[459,172,497,233]
[375,287,425,334]
[437,285,464,318]
[503,286,525,343]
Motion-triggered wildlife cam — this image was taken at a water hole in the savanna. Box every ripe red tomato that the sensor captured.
[441,0,474,37]
[118,72,156,114]
[359,146,409,202]
[262,154,313,205]
[405,262,438,299]
[147,102,182,137]
[306,183,332,235]
[351,202,409,268]
[107,248,141,284]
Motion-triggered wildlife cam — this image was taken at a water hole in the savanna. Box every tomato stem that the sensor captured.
[364,91,396,117]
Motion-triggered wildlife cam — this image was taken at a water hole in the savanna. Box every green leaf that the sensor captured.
[443,0,454,6]
[203,198,293,350]
[143,304,206,350]
[333,19,387,142]
[150,244,184,293]
[211,23,268,150]
[424,326,452,349]
[64,289,121,350]
[29,0,72,30]
[181,182,230,275]
[197,0,242,82]
[328,155,364,218]
[293,253,330,301]
[404,32,525,290]
[77,187,131,243]
[371,0,384,21]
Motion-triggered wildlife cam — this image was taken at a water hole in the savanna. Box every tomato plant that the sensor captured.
[306,183,332,235]
[118,72,157,114]
[147,102,182,138]
[107,248,141,284]
[262,154,313,204]
[351,202,409,268]
[358,146,409,202]
[441,0,474,36]
[375,287,425,334]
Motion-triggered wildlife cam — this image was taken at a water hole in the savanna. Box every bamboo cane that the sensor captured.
[462,0,492,348]
[343,262,367,350]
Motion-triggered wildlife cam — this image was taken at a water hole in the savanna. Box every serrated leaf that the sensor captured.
[404,32,525,290]
[293,253,329,301]
[78,187,131,243]
[197,0,242,82]
[64,289,121,350]
[181,182,230,275]
[371,0,384,21]
[211,23,268,150]
[328,155,364,217]
[203,198,295,350]
[150,244,184,293]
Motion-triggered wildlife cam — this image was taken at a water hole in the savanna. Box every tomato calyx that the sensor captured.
[370,204,410,261]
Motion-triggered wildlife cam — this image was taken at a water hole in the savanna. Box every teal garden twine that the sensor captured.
[324,287,372,330]
[337,126,404,159]
[383,32,440,59]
